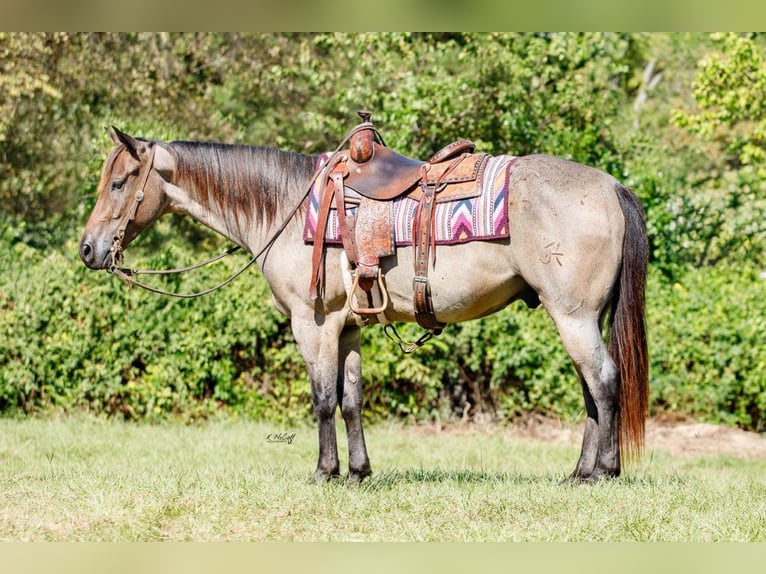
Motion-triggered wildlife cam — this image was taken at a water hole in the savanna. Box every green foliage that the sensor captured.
[663,33,766,272]
[2,33,766,429]
[302,32,638,174]
[648,266,766,431]
[0,223,581,424]
[0,225,309,422]
[6,226,766,431]
[673,33,766,167]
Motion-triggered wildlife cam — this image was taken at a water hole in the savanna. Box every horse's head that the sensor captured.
[79,128,175,270]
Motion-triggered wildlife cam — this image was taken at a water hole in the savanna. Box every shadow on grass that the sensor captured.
[359,468,562,490]
[357,468,688,490]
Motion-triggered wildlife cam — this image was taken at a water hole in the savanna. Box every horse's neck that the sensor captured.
[162,181,251,247]
[162,162,309,253]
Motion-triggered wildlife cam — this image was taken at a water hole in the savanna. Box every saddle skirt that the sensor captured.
[304,153,516,247]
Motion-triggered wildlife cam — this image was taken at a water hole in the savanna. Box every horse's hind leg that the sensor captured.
[338,325,372,483]
[547,309,620,481]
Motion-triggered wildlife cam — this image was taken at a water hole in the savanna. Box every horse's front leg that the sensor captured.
[339,325,371,483]
[292,314,343,482]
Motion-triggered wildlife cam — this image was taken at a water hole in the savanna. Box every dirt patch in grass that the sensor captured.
[414,416,766,459]
[517,416,766,459]
[644,418,766,459]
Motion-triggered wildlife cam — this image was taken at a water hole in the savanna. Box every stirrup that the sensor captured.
[347,268,389,316]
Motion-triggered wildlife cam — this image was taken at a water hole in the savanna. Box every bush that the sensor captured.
[3,33,766,431]
[647,266,766,431]
[0,223,308,422]
[4,218,766,431]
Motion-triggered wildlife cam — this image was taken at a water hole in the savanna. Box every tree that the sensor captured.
[670,33,766,268]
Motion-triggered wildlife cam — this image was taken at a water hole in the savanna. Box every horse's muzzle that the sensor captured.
[79,236,111,270]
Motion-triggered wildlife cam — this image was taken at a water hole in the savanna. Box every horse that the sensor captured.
[79,125,648,483]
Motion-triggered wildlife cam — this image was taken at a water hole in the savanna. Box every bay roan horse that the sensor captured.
[80,127,648,483]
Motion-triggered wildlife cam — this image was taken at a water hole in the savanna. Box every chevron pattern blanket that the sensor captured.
[303,153,515,246]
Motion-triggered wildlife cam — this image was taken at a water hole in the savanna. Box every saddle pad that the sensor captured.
[303,153,515,247]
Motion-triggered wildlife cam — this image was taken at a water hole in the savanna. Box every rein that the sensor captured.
[108,121,382,299]
[109,246,254,299]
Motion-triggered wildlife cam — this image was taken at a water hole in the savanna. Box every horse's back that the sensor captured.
[509,154,623,219]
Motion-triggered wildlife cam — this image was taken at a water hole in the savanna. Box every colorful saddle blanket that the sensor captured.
[304,153,515,246]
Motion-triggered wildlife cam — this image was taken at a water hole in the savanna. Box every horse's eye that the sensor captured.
[111,180,125,192]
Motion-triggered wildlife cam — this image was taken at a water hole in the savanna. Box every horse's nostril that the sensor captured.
[80,241,93,262]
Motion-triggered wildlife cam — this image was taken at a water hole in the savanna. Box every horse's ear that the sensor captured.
[111,126,141,160]
[107,127,121,146]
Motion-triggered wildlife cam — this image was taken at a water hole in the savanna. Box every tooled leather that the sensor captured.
[311,133,476,330]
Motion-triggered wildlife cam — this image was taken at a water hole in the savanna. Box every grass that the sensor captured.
[1,416,766,541]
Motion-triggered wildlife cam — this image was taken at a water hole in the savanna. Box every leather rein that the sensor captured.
[107,123,379,299]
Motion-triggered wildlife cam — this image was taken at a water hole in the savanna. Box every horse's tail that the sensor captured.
[609,183,649,463]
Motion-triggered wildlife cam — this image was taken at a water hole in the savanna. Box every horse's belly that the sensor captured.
[379,240,524,324]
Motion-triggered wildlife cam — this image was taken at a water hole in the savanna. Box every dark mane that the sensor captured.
[169,140,316,227]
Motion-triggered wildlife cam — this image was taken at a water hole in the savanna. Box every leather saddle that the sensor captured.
[310,112,488,331]
[344,139,480,201]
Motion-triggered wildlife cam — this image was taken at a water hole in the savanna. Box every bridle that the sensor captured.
[108,143,155,273]
[106,122,378,299]
[107,139,292,299]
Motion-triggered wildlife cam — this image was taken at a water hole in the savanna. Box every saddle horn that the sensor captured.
[350,110,376,164]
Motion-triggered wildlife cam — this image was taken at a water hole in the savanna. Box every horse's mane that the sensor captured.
[169,140,316,228]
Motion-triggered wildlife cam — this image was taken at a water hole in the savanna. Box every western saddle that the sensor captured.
[310,111,489,332]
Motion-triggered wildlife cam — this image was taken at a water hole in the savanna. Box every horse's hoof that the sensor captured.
[563,470,618,484]
[309,469,341,484]
[346,469,372,485]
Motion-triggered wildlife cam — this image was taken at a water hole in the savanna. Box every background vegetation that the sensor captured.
[2,33,765,431]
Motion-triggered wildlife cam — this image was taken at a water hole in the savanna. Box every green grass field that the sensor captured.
[1,416,765,541]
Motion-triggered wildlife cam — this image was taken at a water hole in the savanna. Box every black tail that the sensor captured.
[609,183,649,462]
